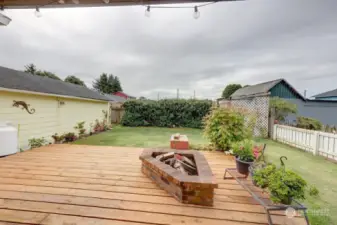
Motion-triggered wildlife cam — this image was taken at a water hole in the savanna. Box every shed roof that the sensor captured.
[0,66,110,101]
[231,79,282,99]
[230,78,305,100]
[312,88,337,98]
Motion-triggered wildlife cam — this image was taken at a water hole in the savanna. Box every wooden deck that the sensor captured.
[0,144,306,225]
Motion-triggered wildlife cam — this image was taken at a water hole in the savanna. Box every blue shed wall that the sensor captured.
[285,99,337,126]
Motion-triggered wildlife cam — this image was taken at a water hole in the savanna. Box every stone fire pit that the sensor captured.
[140,148,218,206]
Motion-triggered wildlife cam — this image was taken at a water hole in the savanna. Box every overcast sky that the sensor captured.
[1,0,337,99]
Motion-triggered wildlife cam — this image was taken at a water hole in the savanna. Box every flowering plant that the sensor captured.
[232,140,264,162]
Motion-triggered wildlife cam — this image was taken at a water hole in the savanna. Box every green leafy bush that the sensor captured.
[308,185,319,196]
[51,133,65,144]
[268,169,307,204]
[297,116,322,130]
[121,99,212,128]
[74,121,86,135]
[28,137,46,149]
[253,164,277,189]
[232,139,255,162]
[203,107,247,151]
[63,132,77,142]
[269,97,297,122]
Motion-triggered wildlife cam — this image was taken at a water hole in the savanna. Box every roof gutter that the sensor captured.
[0,87,109,103]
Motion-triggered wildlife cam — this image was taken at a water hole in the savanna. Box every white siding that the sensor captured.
[0,91,108,150]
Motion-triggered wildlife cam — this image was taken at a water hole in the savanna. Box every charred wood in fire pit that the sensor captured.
[156,152,175,161]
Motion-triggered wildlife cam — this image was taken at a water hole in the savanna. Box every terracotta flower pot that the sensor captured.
[235,157,253,175]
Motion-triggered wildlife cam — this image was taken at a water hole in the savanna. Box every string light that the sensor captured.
[193,6,200,19]
[144,1,218,19]
[102,0,110,3]
[34,6,42,18]
[145,6,150,17]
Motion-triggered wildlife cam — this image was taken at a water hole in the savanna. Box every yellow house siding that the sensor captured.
[0,91,108,150]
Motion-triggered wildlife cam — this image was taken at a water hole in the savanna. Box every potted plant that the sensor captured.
[268,169,307,205]
[232,140,256,175]
[252,164,277,188]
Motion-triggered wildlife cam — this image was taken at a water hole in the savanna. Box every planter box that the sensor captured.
[170,135,189,150]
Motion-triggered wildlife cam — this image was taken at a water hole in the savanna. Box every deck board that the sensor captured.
[0,145,306,225]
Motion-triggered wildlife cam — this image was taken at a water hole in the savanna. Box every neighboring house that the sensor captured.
[220,78,337,130]
[104,94,127,103]
[113,91,136,100]
[312,88,337,101]
[0,66,110,149]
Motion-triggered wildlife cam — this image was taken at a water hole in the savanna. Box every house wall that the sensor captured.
[219,96,269,137]
[270,82,300,99]
[285,99,337,126]
[0,91,109,150]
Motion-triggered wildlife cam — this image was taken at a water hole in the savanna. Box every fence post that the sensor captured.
[272,124,277,140]
[312,131,319,156]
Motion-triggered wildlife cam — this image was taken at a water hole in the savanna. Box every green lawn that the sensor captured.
[74,126,336,225]
[74,126,209,148]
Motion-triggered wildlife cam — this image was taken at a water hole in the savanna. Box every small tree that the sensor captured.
[269,97,297,122]
[222,84,242,99]
[24,64,37,75]
[203,107,248,151]
[65,75,86,86]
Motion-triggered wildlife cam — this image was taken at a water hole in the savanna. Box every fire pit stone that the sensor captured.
[140,148,218,206]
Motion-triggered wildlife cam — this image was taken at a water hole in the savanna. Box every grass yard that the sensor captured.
[75,126,209,148]
[75,126,336,225]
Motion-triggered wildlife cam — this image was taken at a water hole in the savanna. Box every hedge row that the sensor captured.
[121,99,212,128]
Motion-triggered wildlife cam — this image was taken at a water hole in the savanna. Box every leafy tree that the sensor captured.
[112,76,123,93]
[269,97,297,122]
[107,74,115,93]
[35,70,61,80]
[24,64,61,80]
[24,64,37,75]
[93,73,109,94]
[93,73,123,94]
[222,84,242,99]
[65,75,86,87]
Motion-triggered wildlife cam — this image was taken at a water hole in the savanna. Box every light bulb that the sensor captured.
[102,0,110,3]
[145,6,150,18]
[72,0,80,4]
[193,6,200,19]
[35,7,42,18]
[58,0,65,4]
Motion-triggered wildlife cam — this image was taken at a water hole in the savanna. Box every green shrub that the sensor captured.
[121,99,212,128]
[269,97,297,122]
[203,107,247,151]
[74,121,86,135]
[297,116,322,130]
[268,169,307,204]
[308,185,319,196]
[231,139,255,162]
[63,132,77,142]
[253,164,277,189]
[28,137,46,149]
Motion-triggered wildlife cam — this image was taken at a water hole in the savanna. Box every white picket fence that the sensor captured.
[273,124,337,161]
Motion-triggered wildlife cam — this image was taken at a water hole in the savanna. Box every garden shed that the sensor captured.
[0,66,110,149]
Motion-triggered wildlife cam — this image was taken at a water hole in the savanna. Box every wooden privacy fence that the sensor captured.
[273,124,337,162]
[110,103,125,124]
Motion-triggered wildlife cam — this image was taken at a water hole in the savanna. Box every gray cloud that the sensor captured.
[1,0,337,99]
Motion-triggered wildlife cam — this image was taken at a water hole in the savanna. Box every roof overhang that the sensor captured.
[1,0,240,9]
